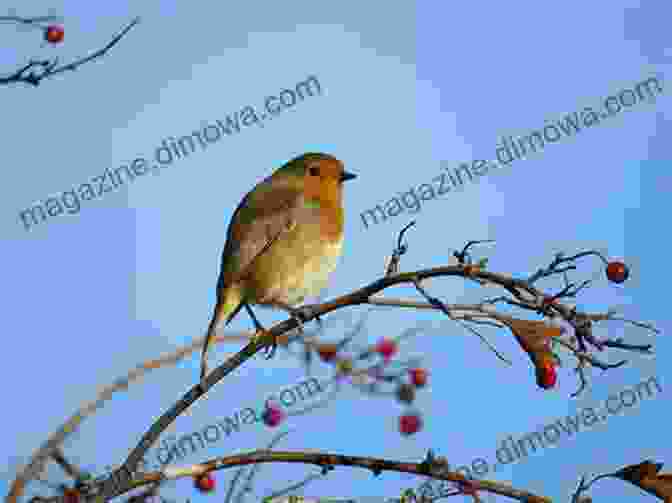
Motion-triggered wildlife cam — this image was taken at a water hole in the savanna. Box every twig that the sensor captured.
[233,430,293,503]
[570,471,617,503]
[527,250,609,284]
[223,468,247,503]
[385,221,416,276]
[263,473,324,501]
[411,279,511,364]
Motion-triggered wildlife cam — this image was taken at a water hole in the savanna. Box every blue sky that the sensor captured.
[1,1,671,502]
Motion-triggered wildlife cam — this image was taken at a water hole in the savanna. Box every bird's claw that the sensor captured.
[199,365,208,392]
[264,336,278,359]
[289,304,323,333]
[251,329,278,359]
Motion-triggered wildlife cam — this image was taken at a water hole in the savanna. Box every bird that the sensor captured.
[199,152,356,388]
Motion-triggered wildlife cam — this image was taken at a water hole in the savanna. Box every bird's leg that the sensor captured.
[244,304,277,359]
[297,303,324,327]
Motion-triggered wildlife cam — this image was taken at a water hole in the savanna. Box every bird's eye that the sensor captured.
[308,166,320,177]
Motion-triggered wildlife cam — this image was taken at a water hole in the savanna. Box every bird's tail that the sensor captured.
[200,285,244,384]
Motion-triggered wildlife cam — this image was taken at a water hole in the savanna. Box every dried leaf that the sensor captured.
[502,318,563,385]
[504,318,561,363]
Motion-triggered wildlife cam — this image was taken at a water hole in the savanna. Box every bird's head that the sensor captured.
[273,152,356,207]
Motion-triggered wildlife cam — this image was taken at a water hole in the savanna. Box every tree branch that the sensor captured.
[90,450,551,503]
[0,16,140,87]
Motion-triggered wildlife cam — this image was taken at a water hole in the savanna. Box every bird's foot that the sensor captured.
[287,304,323,333]
[251,328,278,359]
[265,333,279,359]
[199,355,210,392]
[199,376,208,393]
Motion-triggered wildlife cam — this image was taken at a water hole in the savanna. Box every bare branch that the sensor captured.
[89,450,551,503]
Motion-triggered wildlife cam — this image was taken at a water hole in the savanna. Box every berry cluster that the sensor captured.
[316,336,429,436]
[396,367,428,436]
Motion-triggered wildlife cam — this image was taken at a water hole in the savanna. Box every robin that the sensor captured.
[199,152,356,387]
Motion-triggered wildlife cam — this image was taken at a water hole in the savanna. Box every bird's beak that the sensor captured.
[340,171,357,182]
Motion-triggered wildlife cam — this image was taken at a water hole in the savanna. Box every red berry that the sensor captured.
[262,403,285,427]
[376,338,397,361]
[606,261,629,284]
[194,473,216,493]
[317,343,338,362]
[63,489,79,503]
[45,25,64,44]
[409,368,428,387]
[459,481,477,495]
[399,413,422,435]
[536,361,557,389]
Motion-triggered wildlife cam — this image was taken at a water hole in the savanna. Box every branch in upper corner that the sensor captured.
[0,16,140,87]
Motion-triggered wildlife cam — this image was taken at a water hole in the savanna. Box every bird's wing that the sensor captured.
[217,180,303,290]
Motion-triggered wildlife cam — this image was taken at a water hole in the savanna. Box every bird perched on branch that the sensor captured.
[199,152,357,387]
